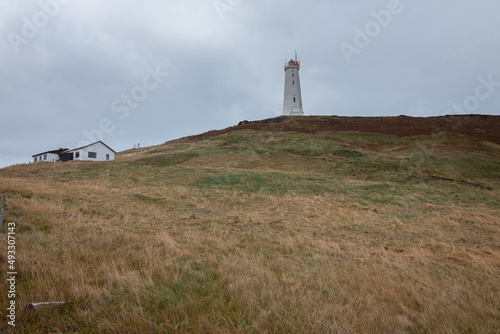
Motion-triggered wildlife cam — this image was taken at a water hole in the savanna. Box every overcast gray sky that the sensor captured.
[1,0,499,167]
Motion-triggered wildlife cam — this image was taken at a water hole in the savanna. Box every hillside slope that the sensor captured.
[0,117,499,333]
[173,114,500,144]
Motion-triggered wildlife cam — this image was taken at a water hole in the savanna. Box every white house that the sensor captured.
[33,141,116,163]
[61,141,116,162]
[32,148,68,163]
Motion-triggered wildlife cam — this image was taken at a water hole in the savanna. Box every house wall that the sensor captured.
[71,142,115,162]
[34,153,60,163]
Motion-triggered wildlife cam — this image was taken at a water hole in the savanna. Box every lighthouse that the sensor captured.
[283,53,304,116]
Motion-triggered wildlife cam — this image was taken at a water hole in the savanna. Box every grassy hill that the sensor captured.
[1,116,499,333]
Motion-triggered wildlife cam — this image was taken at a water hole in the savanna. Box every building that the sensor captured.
[283,53,304,116]
[60,141,116,162]
[32,148,69,163]
[32,141,116,163]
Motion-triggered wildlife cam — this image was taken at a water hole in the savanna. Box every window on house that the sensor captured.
[75,152,80,158]
[34,157,38,162]
[88,152,97,159]
[44,154,47,160]
[106,154,110,161]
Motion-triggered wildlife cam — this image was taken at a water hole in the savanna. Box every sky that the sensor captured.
[1,0,499,167]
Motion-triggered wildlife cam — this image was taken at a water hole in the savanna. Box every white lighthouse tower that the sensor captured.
[283,53,304,116]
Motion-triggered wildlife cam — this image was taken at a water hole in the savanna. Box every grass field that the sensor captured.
[1,128,499,333]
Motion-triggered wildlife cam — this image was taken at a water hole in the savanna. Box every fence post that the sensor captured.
[0,196,5,233]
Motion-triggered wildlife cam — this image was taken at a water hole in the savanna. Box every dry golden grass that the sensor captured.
[0,130,499,333]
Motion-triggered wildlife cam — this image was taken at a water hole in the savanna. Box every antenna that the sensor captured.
[295,50,297,62]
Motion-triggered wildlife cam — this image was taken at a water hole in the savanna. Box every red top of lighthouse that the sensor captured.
[285,58,300,70]
[285,52,300,69]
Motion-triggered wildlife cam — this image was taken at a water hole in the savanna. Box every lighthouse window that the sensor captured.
[293,81,295,85]
[292,73,295,78]
[293,97,296,103]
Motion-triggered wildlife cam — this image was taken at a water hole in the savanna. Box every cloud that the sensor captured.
[1,0,499,167]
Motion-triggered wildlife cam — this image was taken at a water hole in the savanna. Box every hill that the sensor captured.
[173,114,500,144]
[0,115,499,333]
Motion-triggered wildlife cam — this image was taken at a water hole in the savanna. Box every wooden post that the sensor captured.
[0,196,5,233]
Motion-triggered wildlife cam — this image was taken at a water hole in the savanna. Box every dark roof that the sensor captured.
[64,141,116,153]
[32,148,69,157]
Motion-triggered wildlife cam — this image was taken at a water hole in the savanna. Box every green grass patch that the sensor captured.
[333,148,363,158]
[135,152,200,167]
[194,170,344,195]
[132,194,165,204]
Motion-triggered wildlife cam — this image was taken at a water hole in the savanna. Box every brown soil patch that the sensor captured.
[171,114,500,144]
